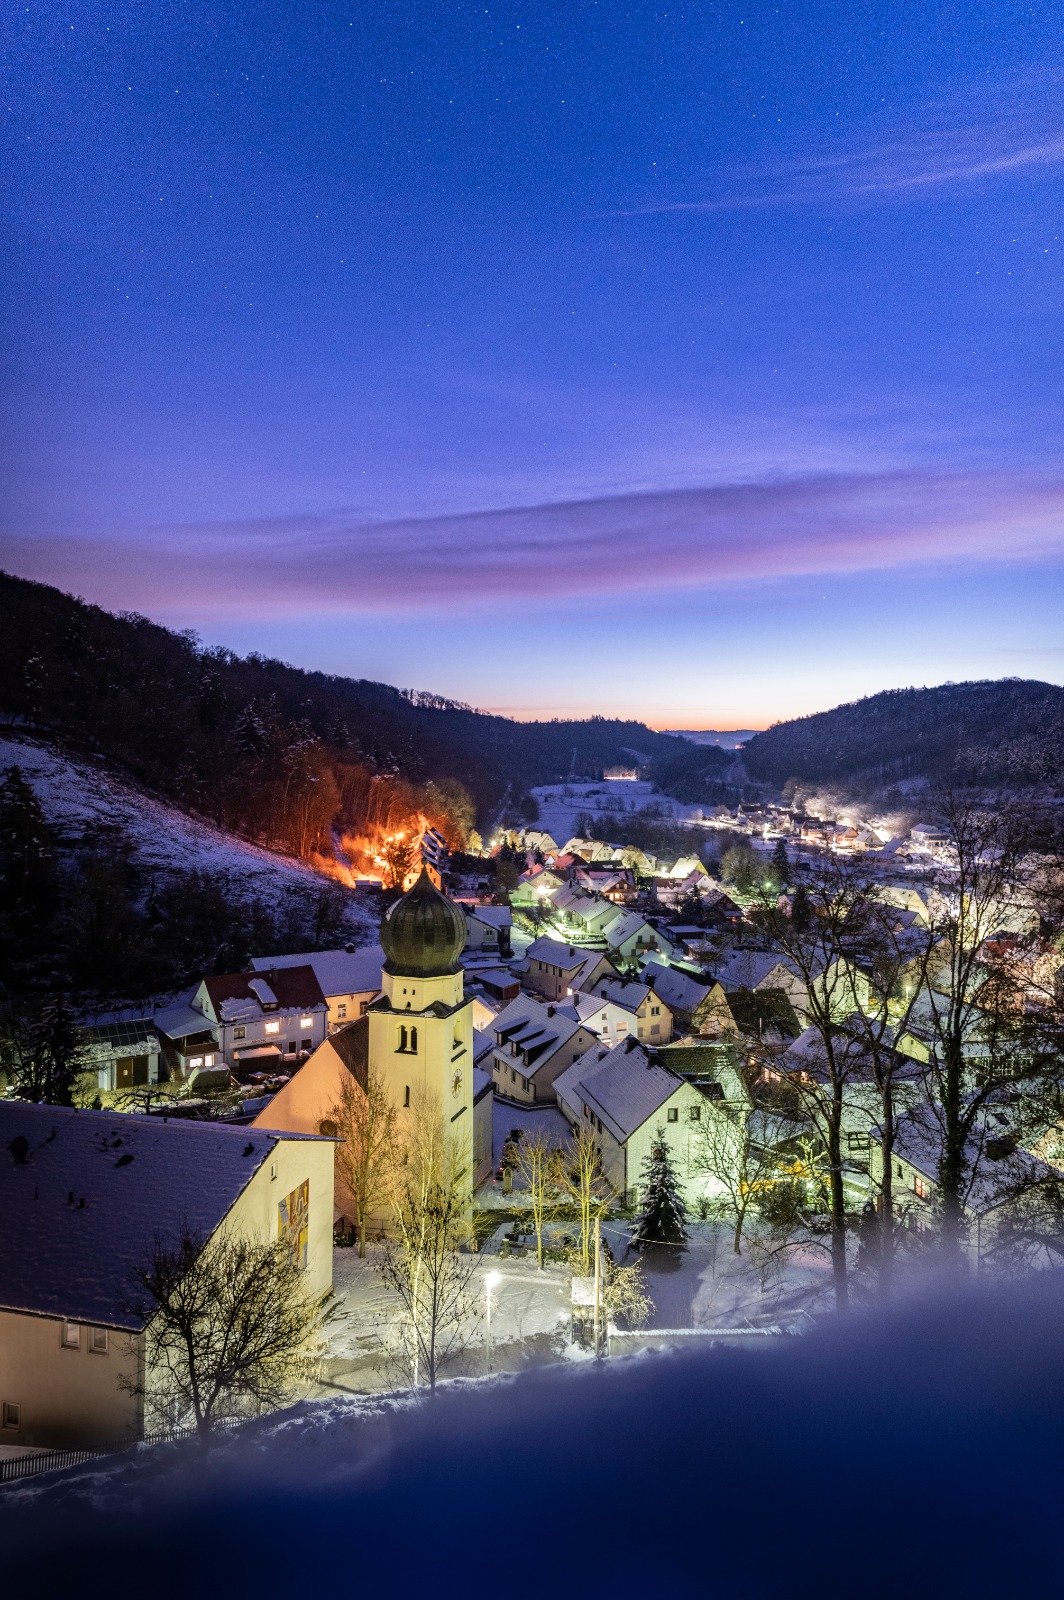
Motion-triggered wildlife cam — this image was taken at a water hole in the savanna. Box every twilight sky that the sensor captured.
[2,2,1063,727]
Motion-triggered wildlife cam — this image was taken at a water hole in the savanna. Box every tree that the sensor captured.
[1,997,88,1106]
[633,1128,689,1248]
[377,1088,479,1390]
[909,795,1063,1270]
[696,1104,784,1255]
[123,1227,329,1439]
[511,1127,563,1268]
[771,838,790,886]
[329,1070,401,1258]
[557,1126,613,1273]
[381,832,418,889]
[721,842,760,896]
[601,1254,652,1330]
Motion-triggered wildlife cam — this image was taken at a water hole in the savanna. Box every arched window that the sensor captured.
[397,1025,408,1052]
[410,1026,418,1053]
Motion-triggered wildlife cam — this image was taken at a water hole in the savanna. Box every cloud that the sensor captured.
[611,78,1064,216]
[3,470,1064,619]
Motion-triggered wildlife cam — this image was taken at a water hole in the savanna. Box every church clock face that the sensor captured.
[452,1067,463,1099]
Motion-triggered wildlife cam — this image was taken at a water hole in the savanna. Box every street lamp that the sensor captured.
[484,1270,501,1372]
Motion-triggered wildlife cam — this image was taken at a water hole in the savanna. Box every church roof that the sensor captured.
[380,868,467,977]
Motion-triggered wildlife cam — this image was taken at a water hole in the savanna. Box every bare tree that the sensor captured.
[557,1126,613,1274]
[910,795,1062,1268]
[123,1227,329,1440]
[511,1126,563,1268]
[601,1254,652,1330]
[376,1087,479,1390]
[696,1104,788,1256]
[329,1069,400,1258]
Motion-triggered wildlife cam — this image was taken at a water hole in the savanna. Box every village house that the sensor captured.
[525,937,604,1002]
[488,993,599,1104]
[463,904,513,958]
[81,1013,164,1094]
[191,966,329,1074]
[642,960,737,1039]
[553,1037,718,1206]
[603,909,675,967]
[0,1102,334,1450]
[250,946,383,1031]
[575,976,673,1044]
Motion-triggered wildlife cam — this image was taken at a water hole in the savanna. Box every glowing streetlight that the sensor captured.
[484,1270,501,1372]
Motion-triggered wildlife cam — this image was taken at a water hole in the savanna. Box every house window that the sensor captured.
[360,1001,370,1016]
[2,1402,20,1431]
[189,1056,203,1069]
[233,1026,246,1041]
[89,1328,108,1355]
[264,1021,280,1035]
[650,1023,660,1034]
[286,1041,297,1054]
[848,1132,871,1152]
[913,1176,928,1200]
[337,1004,348,1019]
[300,1015,313,1029]
[667,1108,679,1123]
[689,1106,701,1122]
[651,1006,660,1016]
[61,1321,79,1350]
[301,1038,312,1051]
[203,1054,214,1067]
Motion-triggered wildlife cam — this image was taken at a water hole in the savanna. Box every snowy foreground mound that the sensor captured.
[0,733,374,937]
[5,1277,1064,1598]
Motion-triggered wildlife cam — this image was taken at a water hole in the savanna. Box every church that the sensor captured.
[253,869,485,1224]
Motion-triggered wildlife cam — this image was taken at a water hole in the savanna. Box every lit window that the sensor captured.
[913,1176,928,1200]
[203,1054,214,1067]
[189,1056,203,1069]
[264,1021,280,1035]
[89,1328,108,1355]
[300,1015,313,1029]
[2,1402,19,1431]
[61,1321,79,1349]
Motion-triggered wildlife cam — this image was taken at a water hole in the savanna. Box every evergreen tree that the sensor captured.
[0,766,56,909]
[633,1127,689,1248]
[791,883,812,931]
[771,838,790,885]
[3,997,88,1105]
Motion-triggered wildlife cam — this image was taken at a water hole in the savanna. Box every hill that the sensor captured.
[742,679,1064,790]
[0,571,682,862]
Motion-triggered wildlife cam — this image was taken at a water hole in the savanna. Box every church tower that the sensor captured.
[368,868,474,1186]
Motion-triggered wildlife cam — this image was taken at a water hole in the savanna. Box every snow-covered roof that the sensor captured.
[0,1103,323,1330]
[154,998,217,1042]
[526,936,592,969]
[467,905,512,930]
[555,1038,684,1144]
[250,946,383,998]
[643,961,711,1015]
[203,965,327,1018]
[713,950,798,992]
[595,977,652,1011]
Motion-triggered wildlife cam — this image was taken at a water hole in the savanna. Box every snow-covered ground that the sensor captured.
[529,779,705,847]
[0,734,377,939]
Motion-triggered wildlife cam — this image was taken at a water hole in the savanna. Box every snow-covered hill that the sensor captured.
[0,734,377,942]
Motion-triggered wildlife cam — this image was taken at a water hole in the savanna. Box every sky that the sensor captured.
[2,1,1063,727]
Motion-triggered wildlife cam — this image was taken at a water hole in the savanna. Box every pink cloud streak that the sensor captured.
[3,471,1063,617]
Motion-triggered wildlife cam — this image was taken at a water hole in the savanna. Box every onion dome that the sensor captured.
[380,867,467,977]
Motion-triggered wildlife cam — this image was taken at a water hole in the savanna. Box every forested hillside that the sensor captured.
[0,572,681,860]
[743,680,1064,788]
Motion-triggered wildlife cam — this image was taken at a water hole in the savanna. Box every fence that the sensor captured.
[0,1415,245,1488]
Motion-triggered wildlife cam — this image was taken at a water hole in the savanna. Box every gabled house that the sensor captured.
[643,961,736,1039]
[0,1102,333,1449]
[603,910,674,966]
[578,976,673,1044]
[463,904,513,958]
[526,937,601,1002]
[553,1037,716,1205]
[488,993,599,1104]
[250,947,383,1031]
[192,966,328,1074]
[81,1014,164,1094]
